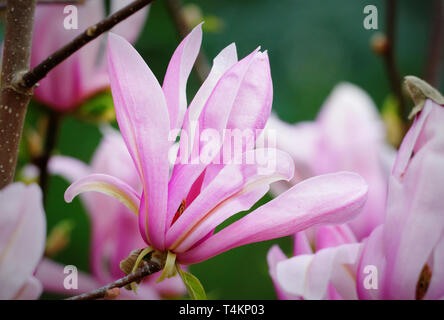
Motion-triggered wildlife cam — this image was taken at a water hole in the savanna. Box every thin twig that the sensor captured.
[424,0,443,88]
[164,0,210,83]
[20,0,157,89]
[0,0,37,189]
[67,260,162,300]
[35,110,62,203]
[382,0,407,119]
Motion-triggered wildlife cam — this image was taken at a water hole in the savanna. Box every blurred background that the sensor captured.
[3,0,440,299]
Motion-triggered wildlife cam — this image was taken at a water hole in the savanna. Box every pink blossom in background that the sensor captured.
[35,128,186,299]
[262,83,395,240]
[0,183,46,300]
[272,99,444,300]
[63,24,368,268]
[31,0,149,111]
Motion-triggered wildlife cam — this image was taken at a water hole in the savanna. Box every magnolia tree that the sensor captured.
[0,0,442,300]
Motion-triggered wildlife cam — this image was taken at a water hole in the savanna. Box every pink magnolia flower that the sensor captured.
[357,98,444,300]
[0,183,46,300]
[273,99,444,300]
[64,25,368,272]
[262,83,395,240]
[31,0,148,111]
[35,128,185,299]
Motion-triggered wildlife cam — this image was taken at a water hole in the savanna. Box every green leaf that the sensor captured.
[75,90,116,124]
[381,95,404,147]
[177,265,207,300]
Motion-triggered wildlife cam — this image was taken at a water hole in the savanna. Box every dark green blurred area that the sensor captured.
[15,0,437,299]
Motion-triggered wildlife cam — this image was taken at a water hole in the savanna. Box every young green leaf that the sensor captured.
[177,265,207,300]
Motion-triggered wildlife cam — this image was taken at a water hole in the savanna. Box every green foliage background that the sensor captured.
[18,0,438,299]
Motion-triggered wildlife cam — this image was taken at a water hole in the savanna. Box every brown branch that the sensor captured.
[35,110,62,203]
[382,0,407,119]
[424,0,443,87]
[0,0,37,189]
[164,0,210,83]
[20,0,156,89]
[0,0,155,189]
[66,260,162,300]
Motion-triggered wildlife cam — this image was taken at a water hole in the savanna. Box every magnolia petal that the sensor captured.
[382,100,444,299]
[0,183,46,300]
[107,33,170,249]
[276,243,361,300]
[35,259,100,296]
[166,48,263,227]
[48,155,91,183]
[225,51,273,132]
[177,43,238,163]
[163,24,203,131]
[177,172,368,264]
[110,0,149,44]
[267,245,297,300]
[392,99,434,179]
[356,226,385,300]
[65,173,140,215]
[315,224,357,251]
[167,149,294,252]
[425,233,444,299]
[14,276,42,300]
[315,83,388,239]
[260,114,319,187]
[180,49,272,189]
[293,231,313,256]
[32,1,107,110]
[91,127,141,190]
[166,43,239,226]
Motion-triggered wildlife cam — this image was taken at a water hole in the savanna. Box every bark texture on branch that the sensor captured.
[0,0,155,189]
[67,260,162,300]
[20,0,156,89]
[0,0,37,189]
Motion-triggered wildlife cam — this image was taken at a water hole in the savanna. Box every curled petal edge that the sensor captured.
[64,173,140,215]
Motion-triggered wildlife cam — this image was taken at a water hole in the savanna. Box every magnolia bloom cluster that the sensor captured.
[262,83,395,240]
[0,183,46,300]
[33,129,185,299]
[64,24,368,277]
[270,98,444,300]
[31,0,148,111]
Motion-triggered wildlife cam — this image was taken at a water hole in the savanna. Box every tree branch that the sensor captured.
[164,0,210,83]
[20,0,156,90]
[35,110,62,203]
[382,0,407,119]
[67,260,162,300]
[0,0,37,189]
[424,0,443,88]
[0,0,155,189]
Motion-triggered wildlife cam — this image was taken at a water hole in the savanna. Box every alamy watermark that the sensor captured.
[63,265,78,290]
[363,5,378,30]
[362,264,378,290]
[63,5,78,30]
